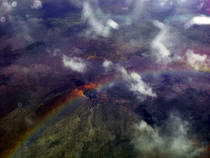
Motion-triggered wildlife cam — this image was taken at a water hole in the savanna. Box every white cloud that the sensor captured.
[107,19,119,29]
[31,0,42,9]
[185,15,210,28]
[133,120,163,153]
[151,20,182,64]
[129,72,157,97]
[151,21,171,63]
[102,62,156,98]
[63,55,86,73]
[102,60,113,70]
[132,115,204,158]
[186,49,208,71]
[117,65,156,98]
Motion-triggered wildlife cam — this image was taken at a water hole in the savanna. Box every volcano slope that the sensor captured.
[11,71,210,158]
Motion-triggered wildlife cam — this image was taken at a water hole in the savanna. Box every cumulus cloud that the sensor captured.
[102,60,113,70]
[63,55,86,73]
[116,65,156,98]
[185,15,210,28]
[186,49,209,71]
[128,72,157,97]
[132,115,204,158]
[102,60,156,98]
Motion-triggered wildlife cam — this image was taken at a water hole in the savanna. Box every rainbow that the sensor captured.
[6,83,98,158]
[0,69,171,158]
[6,77,117,158]
[4,67,210,158]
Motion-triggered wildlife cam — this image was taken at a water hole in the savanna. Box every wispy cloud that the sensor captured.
[63,55,86,73]
[151,20,171,63]
[82,2,105,36]
[81,1,120,37]
[151,20,183,64]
